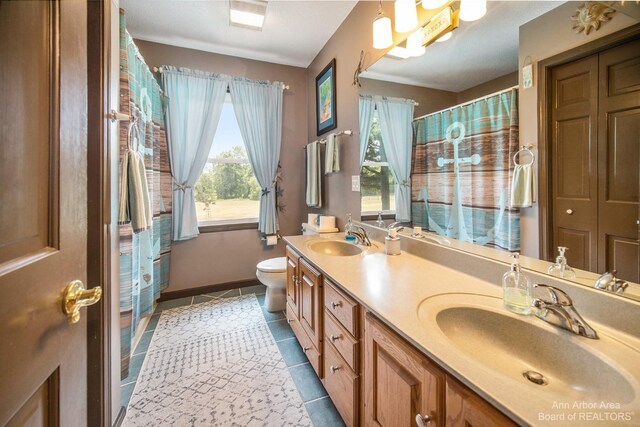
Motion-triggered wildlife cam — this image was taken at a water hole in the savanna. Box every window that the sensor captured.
[361,116,396,214]
[194,95,260,224]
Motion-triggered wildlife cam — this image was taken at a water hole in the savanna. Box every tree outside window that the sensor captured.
[361,117,396,214]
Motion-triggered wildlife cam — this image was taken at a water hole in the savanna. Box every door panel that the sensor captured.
[286,247,300,317]
[550,54,599,271]
[0,1,90,425]
[598,39,640,281]
[299,258,323,350]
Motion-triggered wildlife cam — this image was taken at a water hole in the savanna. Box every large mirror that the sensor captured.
[358,1,640,301]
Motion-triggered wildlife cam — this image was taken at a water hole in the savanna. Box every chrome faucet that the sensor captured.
[531,284,598,339]
[387,221,410,230]
[594,270,629,294]
[348,225,372,246]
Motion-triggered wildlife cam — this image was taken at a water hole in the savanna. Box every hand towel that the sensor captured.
[510,163,536,208]
[118,127,152,233]
[324,133,340,174]
[305,141,322,208]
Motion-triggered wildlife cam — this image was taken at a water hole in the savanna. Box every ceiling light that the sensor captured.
[373,2,393,49]
[229,0,267,31]
[406,28,426,57]
[395,0,419,33]
[459,0,486,22]
[422,0,448,10]
[386,46,411,59]
[435,31,452,42]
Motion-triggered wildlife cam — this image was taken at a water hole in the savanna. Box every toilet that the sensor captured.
[256,257,287,312]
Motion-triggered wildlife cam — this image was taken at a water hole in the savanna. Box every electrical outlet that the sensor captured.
[351,175,360,192]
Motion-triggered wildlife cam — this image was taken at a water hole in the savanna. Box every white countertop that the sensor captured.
[284,233,640,427]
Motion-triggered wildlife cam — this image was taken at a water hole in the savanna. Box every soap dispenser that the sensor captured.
[502,253,532,315]
[345,213,356,242]
[375,211,386,228]
[385,228,401,256]
[547,246,576,279]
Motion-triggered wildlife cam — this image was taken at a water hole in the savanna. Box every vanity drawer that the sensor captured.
[288,305,322,378]
[324,309,358,372]
[324,279,358,337]
[323,339,358,427]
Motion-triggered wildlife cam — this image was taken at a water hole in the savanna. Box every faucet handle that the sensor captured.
[532,284,573,307]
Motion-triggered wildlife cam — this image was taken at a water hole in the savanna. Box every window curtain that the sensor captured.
[161,66,228,241]
[229,78,284,236]
[119,14,172,378]
[376,97,415,222]
[358,96,376,167]
[411,88,520,251]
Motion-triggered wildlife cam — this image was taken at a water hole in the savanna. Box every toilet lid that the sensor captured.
[257,257,287,273]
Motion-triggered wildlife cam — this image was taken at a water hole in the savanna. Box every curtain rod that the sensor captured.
[303,130,353,149]
[413,85,519,122]
[152,66,290,90]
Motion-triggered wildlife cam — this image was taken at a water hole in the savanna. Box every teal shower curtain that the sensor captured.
[411,88,520,251]
[119,12,172,377]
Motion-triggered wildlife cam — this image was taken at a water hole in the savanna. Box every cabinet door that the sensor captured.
[446,378,516,427]
[286,246,300,317]
[299,258,323,350]
[365,313,445,427]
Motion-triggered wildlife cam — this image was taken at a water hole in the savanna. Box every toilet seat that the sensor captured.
[257,257,286,273]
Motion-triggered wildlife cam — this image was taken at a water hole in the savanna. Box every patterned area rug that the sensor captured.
[123,295,312,426]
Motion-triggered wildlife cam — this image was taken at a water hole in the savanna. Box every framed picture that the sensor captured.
[315,59,337,136]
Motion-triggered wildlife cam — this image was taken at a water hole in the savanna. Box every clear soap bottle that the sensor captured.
[547,246,576,279]
[345,213,356,242]
[503,253,532,315]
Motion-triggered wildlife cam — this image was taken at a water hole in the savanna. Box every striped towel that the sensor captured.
[324,133,340,174]
[118,134,152,233]
[305,141,322,208]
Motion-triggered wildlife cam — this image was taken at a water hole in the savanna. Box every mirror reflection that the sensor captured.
[358,1,640,296]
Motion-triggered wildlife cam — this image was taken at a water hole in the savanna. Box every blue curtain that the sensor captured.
[161,66,228,241]
[358,96,376,167]
[229,78,284,236]
[376,97,415,222]
[119,14,172,378]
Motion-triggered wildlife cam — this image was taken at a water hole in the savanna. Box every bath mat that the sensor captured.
[123,295,312,426]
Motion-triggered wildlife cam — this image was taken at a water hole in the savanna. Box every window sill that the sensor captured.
[198,219,259,233]
[361,211,396,221]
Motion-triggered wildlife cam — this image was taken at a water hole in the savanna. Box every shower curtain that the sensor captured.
[411,88,520,251]
[119,12,172,377]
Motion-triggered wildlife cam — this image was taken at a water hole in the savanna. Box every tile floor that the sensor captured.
[120,284,345,426]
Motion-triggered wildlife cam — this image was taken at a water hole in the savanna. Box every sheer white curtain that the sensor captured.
[229,78,284,236]
[376,97,415,222]
[358,96,376,167]
[162,66,228,240]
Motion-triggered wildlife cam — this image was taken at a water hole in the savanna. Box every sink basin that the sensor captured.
[417,294,640,407]
[308,240,364,256]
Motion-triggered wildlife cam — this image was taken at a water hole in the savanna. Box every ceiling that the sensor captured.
[120,0,358,68]
[361,1,562,92]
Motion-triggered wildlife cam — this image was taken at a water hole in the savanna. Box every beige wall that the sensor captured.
[518,2,638,259]
[359,78,457,118]
[457,71,518,104]
[134,40,308,292]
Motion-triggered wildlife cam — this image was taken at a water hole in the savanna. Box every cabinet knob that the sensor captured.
[566,209,573,215]
[330,334,342,343]
[330,365,342,374]
[415,414,431,426]
[302,346,310,352]
[286,318,292,324]
[331,301,343,309]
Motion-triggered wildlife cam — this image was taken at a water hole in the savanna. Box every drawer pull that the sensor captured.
[329,334,342,343]
[331,301,343,309]
[330,365,342,374]
[415,414,432,426]
[287,318,292,324]
[302,346,311,352]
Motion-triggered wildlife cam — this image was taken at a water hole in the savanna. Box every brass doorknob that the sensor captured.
[62,280,102,324]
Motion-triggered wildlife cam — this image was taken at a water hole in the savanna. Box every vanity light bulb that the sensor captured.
[406,28,426,57]
[422,0,448,9]
[459,0,487,22]
[436,31,452,42]
[394,0,419,33]
[373,13,393,49]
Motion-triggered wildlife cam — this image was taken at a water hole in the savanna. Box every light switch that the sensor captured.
[351,175,360,192]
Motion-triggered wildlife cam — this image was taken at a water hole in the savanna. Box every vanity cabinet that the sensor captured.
[446,377,516,427]
[364,312,445,427]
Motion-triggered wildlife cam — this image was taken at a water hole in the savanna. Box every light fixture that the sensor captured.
[394,0,419,33]
[459,0,486,22]
[422,0,448,10]
[386,46,411,59]
[373,1,393,49]
[435,31,452,42]
[229,0,267,31]
[406,28,426,57]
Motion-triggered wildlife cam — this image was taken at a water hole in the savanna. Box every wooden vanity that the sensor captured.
[285,245,516,427]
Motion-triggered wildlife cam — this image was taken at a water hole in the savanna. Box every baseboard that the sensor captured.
[113,406,126,427]
[157,278,262,302]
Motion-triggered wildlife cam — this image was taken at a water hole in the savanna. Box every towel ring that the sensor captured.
[513,146,535,166]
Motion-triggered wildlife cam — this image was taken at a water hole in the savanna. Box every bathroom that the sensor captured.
[0,0,639,426]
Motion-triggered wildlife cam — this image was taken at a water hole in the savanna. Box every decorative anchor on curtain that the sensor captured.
[419,122,507,244]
